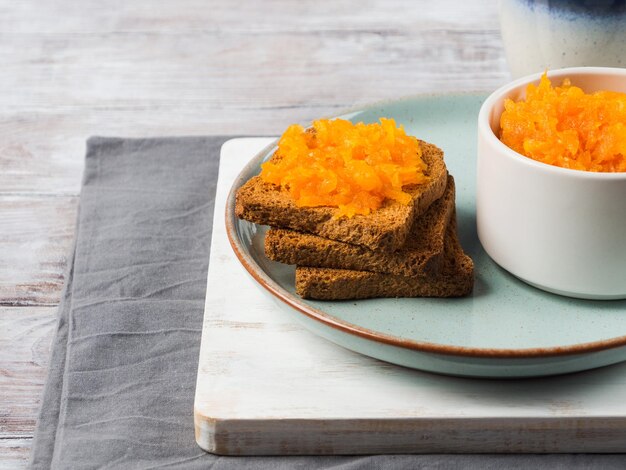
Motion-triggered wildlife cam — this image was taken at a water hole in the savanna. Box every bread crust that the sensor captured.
[236,141,448,251]
[265,176,456,276]
[295,219,474,300]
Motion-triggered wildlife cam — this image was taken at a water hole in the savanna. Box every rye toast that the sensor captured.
[265,175,456,276]
[236,140,448,252]
[295,219,474,300]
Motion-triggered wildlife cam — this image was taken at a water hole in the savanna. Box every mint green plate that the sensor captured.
[227,94,626,378]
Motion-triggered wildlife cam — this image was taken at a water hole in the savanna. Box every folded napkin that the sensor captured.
[30,136,624,469]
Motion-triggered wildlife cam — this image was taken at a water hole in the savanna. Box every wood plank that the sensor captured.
[0,307,57,439]
[0,196,77,306]
[0,0,500,34]
[195,139,626,455]
[0,0,507,194]
[0,438,31,469]
[0,29,505,109]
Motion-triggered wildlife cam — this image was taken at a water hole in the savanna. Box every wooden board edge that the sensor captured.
[192,413,626,455]
[194,408,219,454]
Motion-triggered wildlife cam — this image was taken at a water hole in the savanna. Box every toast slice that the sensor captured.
[265,175,456,277]
[295,219,474,300]
[236,140,448,252]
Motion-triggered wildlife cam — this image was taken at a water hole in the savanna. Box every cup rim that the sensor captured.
[478,66,626,180]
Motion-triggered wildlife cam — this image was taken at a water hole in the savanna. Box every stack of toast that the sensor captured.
[236,140,474,300]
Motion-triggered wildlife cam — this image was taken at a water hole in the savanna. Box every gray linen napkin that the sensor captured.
[30,136,626,469]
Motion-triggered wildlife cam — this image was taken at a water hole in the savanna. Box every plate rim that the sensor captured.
[225,94,626,359]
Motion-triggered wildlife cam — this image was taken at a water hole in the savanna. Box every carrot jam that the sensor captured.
[260,118,428,217]
[500,73,626,172]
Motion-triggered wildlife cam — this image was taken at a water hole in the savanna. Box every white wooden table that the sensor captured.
[0,1,508,466]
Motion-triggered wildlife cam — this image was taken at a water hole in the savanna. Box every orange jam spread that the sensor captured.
[260,118,428,217]
[500,73,626,172]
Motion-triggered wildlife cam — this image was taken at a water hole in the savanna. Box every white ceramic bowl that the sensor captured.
[477,67,626,300]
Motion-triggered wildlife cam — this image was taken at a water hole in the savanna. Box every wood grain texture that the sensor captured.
[0,307,56,438]
[0,438,32,469]
[0,1,500,34]
[0,0,510,464]
[0,0,507,194]
[0,197,77,306]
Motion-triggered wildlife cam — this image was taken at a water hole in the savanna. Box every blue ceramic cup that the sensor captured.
[499,0,626,78]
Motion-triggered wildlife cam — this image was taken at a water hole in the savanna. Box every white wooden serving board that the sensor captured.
[194,138,626,455]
